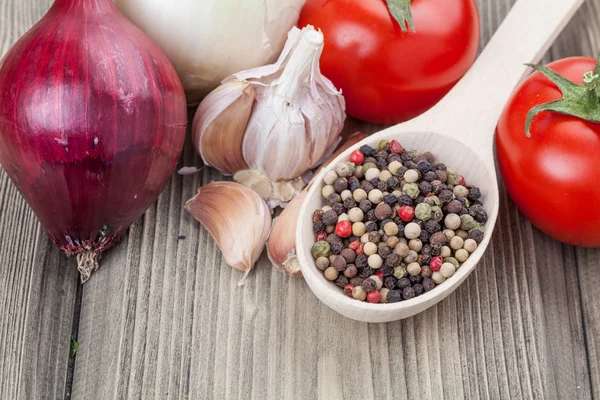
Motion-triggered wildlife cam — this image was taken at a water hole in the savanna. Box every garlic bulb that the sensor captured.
[114,0,305,103]
[192,26,346,209]
[185,182,271,286]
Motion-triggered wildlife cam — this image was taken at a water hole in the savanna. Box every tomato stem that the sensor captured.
[386,0,415,32]
[523,52,600,137]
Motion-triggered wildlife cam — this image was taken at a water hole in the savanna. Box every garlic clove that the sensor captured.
[184,182,271,286]
[267,190,307,277]
[192,81,253,175]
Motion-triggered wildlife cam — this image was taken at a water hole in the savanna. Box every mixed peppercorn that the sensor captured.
[310,140,487,304]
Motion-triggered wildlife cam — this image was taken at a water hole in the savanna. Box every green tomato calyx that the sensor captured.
[524,52,600,137]
[386,0,415,32]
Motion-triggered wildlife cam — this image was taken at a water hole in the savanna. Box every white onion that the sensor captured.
[114,0,305,104]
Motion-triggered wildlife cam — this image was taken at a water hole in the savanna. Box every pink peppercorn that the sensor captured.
[430,256,443,271]
[356,244,365,255]
[335,220,352,238]
[375,270,384,280]
[367,290,381,304]
[398,206,415,222]
[459,175,466,185]
[350,150,365,165]
[390,140,403,154]
[316,231,327,242]
[344,285,355,297]
[349,240,360,251]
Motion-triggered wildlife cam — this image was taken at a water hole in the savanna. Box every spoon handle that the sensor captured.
[396,0,584,166]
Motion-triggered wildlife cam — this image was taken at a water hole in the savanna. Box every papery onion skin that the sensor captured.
[0,0,187,258]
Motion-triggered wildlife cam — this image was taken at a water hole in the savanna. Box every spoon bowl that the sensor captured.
[296,0,583,322]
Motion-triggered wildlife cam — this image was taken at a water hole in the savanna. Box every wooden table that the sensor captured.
[1,0,599,399]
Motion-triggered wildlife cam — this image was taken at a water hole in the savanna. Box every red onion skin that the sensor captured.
[0,0,187,257]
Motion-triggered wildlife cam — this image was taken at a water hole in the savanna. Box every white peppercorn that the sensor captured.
[341,189,353,201]
[355,165,364,179]
[364,242,378,256]
[455,249,469,263]
[361,233,370,243]
[440,246,452,258]
[335,162,352,177]
[450,236,464,250]
[388,161,403,175]
[432,271,446,284]
[316,257,329,271]
[453,185,469,198]
[443,229,456,240]
[324,267,339,281]
[348,207,364,223]
[323,170,338,185]
[337,213,350,222]
[404,250,418,263]
[408,239,423,252]
[368,189,384,204]
[380,288,390,303]
[384,221,399,236]
[352,286,367,301]
[444,213,461,230]
[322,185,335,199]
[404,222,421,239]
[370,275,383,290]
[407,262,422,276]
[404,169,419,183]
[395,242,410,257]
[352,222,366,237]
[464,238,478,253]
[379,170,392,182]
[365,167,381,181]
[353,188,368,202]
[368,254,384,269]
[440,262,456,278]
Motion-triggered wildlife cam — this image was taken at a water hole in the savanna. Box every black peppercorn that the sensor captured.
[376,159,388,171]
[438,190,454,204]
[378,245,392,258]
[398,194,413,207]
[387,154,402,164]
[377,180,388,192]
[417,161,433,173]
[369,178,380,187]
[355,254,368,268]
[359,266,374,278]
[421,265,433,278]
[313,221,325,233]
[366,209,377,222]
[335,275,349,288]
[469,229,485,243]
[447,200,462,214]
[312,209,323,223]
[381,267,393,276]
[409,274,423,284]
[397,277,411,290]
[333,178,348,193]
[431,180,444,193]
[343,196,357,209]
[359,200,372,213]
[341,248,357,263]
[385,253,400,268]
[421,254,432,265]
[397,166,408,177]
[384,194,398,206]
[430,244,442,256]
[328,192,342,206]
[419,230,430,243]
[436,163,447,171]
[365,221,378,232]
[368,231,381,244]
[468,187,481,201]
[349,277,365,287]
[375,203,393,220]
[415,195,426,204]
[364,156,377,165]
[384,276,398,290]
[348,176,361,191]
[402,287,416,300]
[344,265,358,278]
[469,204,488,223]
[413,284,424,295]
[360,181,374,192]
[387,176,400,189]
[330,241,344,255]
[375,150,388,159]
[422,278,436,291]
[332,202,346,215]
[418,181,433,194]
[400,153,411,162]
[322,210,338,226]
[362,278,377,292]
[388,290,403,303]
[360,144,376,157]
[423,171,437,182]
[326,233,342,244]
[425,220,441,234]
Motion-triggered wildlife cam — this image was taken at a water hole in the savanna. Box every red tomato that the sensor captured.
[298,0,480,124]
[496,57,600,247]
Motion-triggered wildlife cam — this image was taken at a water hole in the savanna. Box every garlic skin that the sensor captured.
[267,190,307,277]
[193,26,345,207]
[185,182,271,286]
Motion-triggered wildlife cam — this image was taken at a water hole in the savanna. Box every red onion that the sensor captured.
[0,0,187,280]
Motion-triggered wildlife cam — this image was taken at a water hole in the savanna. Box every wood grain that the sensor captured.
[0,1,80,400]
[0,0,598,399]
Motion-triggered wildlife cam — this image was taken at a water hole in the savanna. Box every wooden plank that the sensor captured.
[0,1,80,400]
[19,0,587,399]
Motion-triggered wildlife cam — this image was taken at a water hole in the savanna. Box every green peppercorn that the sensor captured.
[447,170,461,185]
[424,196,442,207]
[378,140,390,150]
[460,214,477,231]
[443,257,459,269]
[393,266,407,279]
[312,241,330,258]
[430,206,444,223]
[469,224,485,234]
[402,183,420,199]
[361,162,377,173]
[415,203,432,221]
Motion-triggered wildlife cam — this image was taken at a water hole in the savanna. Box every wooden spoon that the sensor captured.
[296,0,584,323]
